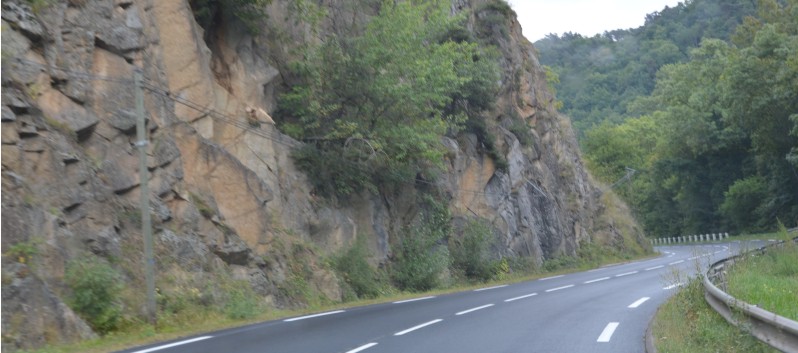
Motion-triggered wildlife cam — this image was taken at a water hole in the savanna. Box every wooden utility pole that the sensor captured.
[134,68,156,326]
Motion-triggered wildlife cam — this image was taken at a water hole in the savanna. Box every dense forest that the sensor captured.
[535,0,798,237]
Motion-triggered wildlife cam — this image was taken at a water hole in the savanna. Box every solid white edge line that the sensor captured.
[539,275,565,280]
[456,304,494,316]
[505,293,538,302]
[283,310,345,322]
[345,343,378,353]
[474,285,508,292]
[132,336,213,353]
[669,260,684,265]
[597,322,620,342]
[645,265,664,271]
[584,277,610,284]
[393,296,436,304]
[394,319,443,336]
[615,271,638,277]
[628,297,651,308]
[545,284,574,292]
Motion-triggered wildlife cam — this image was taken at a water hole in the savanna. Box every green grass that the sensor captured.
[652,277,777,353]
[726,243,798,321]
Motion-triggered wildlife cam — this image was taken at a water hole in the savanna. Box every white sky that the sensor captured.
[507,0,685,42]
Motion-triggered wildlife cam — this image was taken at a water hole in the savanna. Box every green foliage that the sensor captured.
[278,1,500,198]
[652,276,774,353]
[463,116,508,171]
[4,239,40,264]
[332,236,383,300]
[508,118,534,147]
[475,0,515,39]
[391,196,451,291]
[65,256,123,334]
[581,1,798,236]
[720,176,769,232]
[535,0,759,137]
[223,280,261,320]
[449,219,499,282]
[290,144,375,198]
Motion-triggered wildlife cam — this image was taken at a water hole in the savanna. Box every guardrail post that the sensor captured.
[725,232,729,240]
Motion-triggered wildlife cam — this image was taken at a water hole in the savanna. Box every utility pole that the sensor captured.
[134,68,156,326]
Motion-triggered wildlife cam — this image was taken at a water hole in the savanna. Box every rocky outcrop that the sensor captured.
[1,0,647,350]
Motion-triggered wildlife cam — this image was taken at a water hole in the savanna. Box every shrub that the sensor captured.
[391,227,449,292]
[223,280,261,320]
[391,196,451,291]
[449,219,498,282]
[65,256,123,334]
[508,118,534,147]
[464,116,508,171]
[5,239,40,264]
[333,237,382,300]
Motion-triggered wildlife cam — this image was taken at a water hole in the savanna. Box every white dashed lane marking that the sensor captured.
[345,343,378,353]
[669,260,684,265]
[597,322,620,342]
[394,319,443,336]
[545,284,574,292]
[628,297,650,308]
[584,277,610,284]
[645,265,664,271]
[456,304,494,316]
[505,293,538,302]
[615,271,638,277]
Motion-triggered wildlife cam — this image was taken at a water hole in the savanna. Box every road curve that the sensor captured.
[117,241,765,353]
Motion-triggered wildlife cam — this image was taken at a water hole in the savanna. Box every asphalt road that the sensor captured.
[118,241,766,353]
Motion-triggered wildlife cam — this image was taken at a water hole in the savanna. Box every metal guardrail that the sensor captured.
[703,236,798,353]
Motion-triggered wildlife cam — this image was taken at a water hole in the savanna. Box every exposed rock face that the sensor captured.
[1,0,647,350]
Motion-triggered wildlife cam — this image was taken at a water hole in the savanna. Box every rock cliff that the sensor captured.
[1,0,648,350]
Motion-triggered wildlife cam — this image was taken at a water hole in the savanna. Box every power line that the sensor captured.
[6,60,555,200]
[138,80,512,198]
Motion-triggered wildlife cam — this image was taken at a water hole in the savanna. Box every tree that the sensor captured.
[279,1,499,198]
[583,0,798,235]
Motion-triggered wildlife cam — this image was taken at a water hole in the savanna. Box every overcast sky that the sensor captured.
[507,0,685,42]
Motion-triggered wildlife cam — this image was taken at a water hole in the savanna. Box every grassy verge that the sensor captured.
[651,229,795,353]
[726,240,797,321]
[21,249,656,353]
[652,276,777,353]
